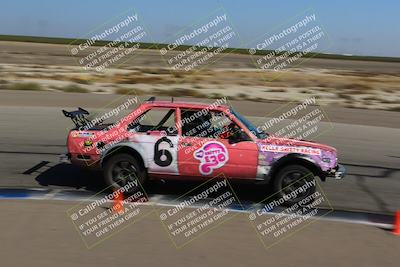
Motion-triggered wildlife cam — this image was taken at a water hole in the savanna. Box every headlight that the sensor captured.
[322,158,331,163]
[258,153,268,165]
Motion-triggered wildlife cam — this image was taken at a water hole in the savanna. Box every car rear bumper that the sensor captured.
[59,153,101,170]
[326,164,346,179]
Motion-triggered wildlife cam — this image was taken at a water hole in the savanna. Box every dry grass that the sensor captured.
[1,63,399,111]
[336,92,353,101]
[114,88,145,95]
[112,73,166,84]
[60,84,88,93]
[69,75,94,84]
[336,82,373,90]
[6,82,42,91]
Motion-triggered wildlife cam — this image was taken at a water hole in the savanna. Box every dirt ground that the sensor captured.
[0,41,399,111]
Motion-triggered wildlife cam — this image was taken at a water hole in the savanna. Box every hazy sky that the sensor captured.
[0,0,399,57]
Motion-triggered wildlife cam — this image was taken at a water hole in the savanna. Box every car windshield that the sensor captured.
[230,108,268,139]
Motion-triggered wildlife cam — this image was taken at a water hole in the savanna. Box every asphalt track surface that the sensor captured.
[0,90,399,214]
[1,200,399,267]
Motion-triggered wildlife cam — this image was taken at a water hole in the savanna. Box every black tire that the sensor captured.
[272,164,316,206]
[103,153,146,193]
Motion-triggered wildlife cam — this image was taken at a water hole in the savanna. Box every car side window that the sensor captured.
[128,108,177,135]
[209,111,239,139]
[180,109,247,140]
[180,108,213,137]
[210,111,233,132]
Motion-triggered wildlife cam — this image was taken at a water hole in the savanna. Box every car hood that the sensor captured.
[258,136,337,153]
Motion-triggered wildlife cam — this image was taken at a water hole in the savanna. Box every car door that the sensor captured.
[127,107,180,175]
[177,108,258,180]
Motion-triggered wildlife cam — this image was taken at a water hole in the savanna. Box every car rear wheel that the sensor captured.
[273,164,316,206]
[103,153,146,193]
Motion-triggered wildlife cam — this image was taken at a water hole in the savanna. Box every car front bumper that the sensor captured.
[326,164,346,179]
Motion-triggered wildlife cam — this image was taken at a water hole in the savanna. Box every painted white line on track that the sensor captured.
[0,187,394,230]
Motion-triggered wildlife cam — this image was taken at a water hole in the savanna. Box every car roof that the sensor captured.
[140,100,229,111]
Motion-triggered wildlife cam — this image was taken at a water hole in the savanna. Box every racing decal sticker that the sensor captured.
[83,139,93,147]
[194,141,229,175]
[260,144,321,156]
[128,134,179,175]
[154,137,174,167]
[71,131,94,138]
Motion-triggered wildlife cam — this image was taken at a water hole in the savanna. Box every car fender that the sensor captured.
[100,141,148,168]
[268,153,325,181]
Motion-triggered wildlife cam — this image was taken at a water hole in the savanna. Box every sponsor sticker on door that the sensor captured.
[194,141,229,175]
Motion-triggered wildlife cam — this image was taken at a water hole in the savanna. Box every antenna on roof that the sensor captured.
[146,96,155,102]
[171,97,174,103]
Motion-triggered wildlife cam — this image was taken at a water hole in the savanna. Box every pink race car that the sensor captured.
[63,97,345,204]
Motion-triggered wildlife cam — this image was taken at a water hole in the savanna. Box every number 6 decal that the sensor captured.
[154,137,173,167]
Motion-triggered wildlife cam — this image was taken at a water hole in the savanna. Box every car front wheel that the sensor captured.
[272,164,316,206]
